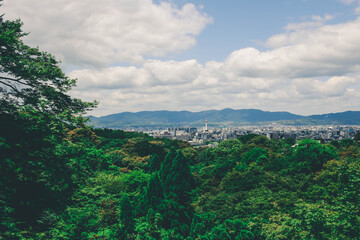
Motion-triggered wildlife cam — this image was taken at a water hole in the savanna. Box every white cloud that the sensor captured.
[144,60,201,85]
[70,59,202,90]
[285,14,334,31]
[71,66,153,89]
[356,1,360,15]
[69,15,360,116]
[294,76,356,97]
[2,0,212,67]
[338,0,356,5]
[260,18,360,77]
[338,0,360,15]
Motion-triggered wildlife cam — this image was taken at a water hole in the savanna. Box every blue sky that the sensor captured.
[3,0,360,116]
[170,0,358,62]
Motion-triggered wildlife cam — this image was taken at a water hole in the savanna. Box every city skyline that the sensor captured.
[146,125,359,145]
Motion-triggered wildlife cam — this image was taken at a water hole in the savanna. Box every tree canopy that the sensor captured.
[0,8,96,117]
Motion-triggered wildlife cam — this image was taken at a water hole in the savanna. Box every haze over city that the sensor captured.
[3,0,360,116]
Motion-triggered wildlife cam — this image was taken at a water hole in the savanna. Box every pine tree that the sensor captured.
[147,153,162,173]
[157,149,195,235]
[143,173,164,209]
[164,150,195,203]
[159,148,177,185]
[119,194,135,235]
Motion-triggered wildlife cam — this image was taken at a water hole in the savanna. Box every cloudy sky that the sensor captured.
[2,0,360,116]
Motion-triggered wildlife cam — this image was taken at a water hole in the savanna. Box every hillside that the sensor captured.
[3,125,360,239]
[304,111,360,125]
[89,109,360,128]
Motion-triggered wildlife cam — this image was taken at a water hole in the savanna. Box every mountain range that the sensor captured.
[89,109,360,128]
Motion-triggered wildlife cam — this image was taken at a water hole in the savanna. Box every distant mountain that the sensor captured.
[89,109,360,128]
[304,111,360,125]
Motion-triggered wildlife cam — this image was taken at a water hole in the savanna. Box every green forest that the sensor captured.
[2,4,360,240]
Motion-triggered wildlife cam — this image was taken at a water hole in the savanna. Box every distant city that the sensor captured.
[138,120,360,146]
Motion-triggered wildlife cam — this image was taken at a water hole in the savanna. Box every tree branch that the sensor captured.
[0,80,24,97]
[0,75,33,87]
[0,75,20,81]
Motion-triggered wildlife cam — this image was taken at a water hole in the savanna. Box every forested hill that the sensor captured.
[3,125,360,239]
[89,109,360,128]
[305,110,360,125]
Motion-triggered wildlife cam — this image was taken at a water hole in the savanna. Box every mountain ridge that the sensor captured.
[89,109,360,128]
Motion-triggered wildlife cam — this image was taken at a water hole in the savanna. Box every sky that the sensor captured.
[2,0,360,116]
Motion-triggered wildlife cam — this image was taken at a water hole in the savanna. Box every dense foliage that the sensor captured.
[2,5,360,240]
[3,122,360,239]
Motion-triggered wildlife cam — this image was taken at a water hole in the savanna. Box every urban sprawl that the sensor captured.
[142,120,360,147]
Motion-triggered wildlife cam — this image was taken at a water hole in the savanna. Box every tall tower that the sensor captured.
[205,119,208,132]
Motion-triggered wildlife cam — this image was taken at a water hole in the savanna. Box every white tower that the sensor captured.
[205,119,208,132]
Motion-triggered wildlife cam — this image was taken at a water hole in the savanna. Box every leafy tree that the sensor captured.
[262,212,306,240]
[134,140,162,157]
[246,135,271,149]
[216,139,242,151]
[339,138,355,148]
[213,139,242,164]
[221,219,254,240]
[242,147,269,165]
[66,127,100,147]
[157,197,191,234]
[283,138,296,146]
[221,164,265,192]
[316,158,360,208]
[135,208,162,239]
[0,12,95,116]
[182,147,198,164]
[291,138,338,172]
[330,140,340,149]
[238,134,258,144]
[354,132,360,144]
[190,213,216,239]
[122,169,150,193]
[99,199,119,236]
[0,6,96,236]
[0,105,76,230]
[291,201,360,239]
[209,226,231,240]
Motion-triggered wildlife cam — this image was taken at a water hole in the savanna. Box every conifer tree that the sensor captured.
[145,208,162,239]
[119,194,135,235]
[164,150,195,203]
[159,148,177,185]
[144,173,164,209]
[147,153,162,173]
